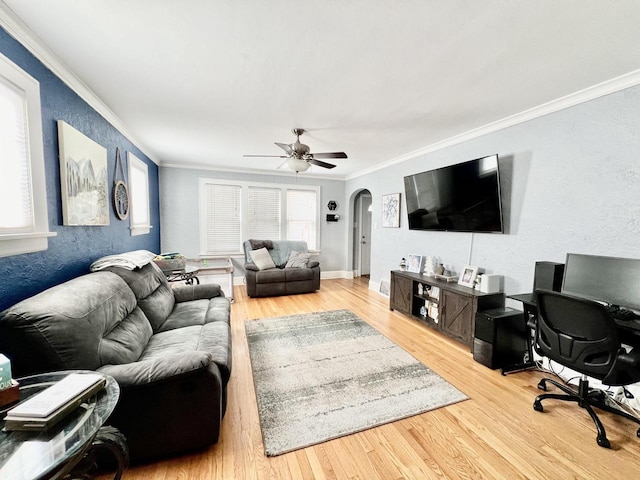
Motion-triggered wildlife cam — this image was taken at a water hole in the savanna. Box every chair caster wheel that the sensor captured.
[533,400,543,412]
[597,435,611,448]
[537,380,547,391]
[636,428,640,438]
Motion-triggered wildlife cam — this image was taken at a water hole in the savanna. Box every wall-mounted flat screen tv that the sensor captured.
[403,154,503,233]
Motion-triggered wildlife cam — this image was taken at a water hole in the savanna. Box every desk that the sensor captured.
[509,292,640,349]
[0,371,128,480]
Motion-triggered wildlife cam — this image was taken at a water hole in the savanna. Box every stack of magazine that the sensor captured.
[4,373,106,431]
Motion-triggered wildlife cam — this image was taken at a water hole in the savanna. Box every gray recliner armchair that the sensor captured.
[243,240,320,297]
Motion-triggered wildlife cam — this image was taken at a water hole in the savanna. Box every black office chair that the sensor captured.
[533,289,640,448]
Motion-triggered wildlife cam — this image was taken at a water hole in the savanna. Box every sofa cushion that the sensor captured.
[285,267,314,281]
[0,272,150,372]
[105,262,175,331]
[139,323,231,384]
[286,251,312,268]
[250,247,276,270]
[158,297,230,332]
[255,268,287,283]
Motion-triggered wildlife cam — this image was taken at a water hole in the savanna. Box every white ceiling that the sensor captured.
[3,0,640,179]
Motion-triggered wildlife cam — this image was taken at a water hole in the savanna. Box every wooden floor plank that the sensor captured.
[102,278,640,479]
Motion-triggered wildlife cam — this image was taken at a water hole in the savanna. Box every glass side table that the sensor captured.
[0,371,128,480]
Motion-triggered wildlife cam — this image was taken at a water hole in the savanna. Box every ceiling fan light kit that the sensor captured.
[244,128,347,173]
[287,158,311,172]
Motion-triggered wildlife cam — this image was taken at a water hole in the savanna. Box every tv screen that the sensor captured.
[403,154,503,233]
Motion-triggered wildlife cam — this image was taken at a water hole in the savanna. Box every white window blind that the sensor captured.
[128,152,151,236]
[0,52,54,257]
[0,78,31,232]
[286,189,317,250]
[204,183,241,254]
[248,186,281,240]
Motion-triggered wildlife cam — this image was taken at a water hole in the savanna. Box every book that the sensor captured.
[4,373,106,431]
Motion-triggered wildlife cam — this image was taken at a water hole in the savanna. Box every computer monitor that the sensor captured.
[561,253,640,312]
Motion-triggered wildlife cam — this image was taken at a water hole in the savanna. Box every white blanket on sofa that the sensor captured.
[90,250,157,272]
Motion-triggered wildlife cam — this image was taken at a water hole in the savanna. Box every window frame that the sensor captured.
[199,178,320,256]
[127,151,152,236]
[0,52,55,257]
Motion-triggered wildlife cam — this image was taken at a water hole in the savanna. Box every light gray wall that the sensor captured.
[159,168,347,275]
[346,84,640,305]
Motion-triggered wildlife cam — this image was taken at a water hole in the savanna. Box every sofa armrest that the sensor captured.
[98,352,224,461]
[97,351,212,387]
[309,261,319,268]
[172,283,223,303]
[245,262,259,271]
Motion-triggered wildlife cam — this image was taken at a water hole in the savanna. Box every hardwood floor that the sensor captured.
[115,279,640,479]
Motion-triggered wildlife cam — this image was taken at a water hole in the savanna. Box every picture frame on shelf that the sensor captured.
[381,193,401,228]
[458,265,479,287]
[407,254,423,273]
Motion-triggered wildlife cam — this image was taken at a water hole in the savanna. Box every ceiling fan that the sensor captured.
[244,128,347,172]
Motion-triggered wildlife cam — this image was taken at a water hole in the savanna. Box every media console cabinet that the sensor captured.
[390,270,504,350]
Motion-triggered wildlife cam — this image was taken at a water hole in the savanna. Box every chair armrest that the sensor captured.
[98,351,213,387]
[172,283,223,302]
[245,262,259,271]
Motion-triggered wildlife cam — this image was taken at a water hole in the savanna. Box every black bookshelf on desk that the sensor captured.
[390,270,503,351]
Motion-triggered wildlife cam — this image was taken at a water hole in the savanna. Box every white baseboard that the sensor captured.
[321,270,353,279]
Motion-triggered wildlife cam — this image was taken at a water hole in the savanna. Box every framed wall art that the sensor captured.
[382,193,400,228]
[58,120,109,225]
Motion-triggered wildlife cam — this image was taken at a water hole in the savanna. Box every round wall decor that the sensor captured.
[113,148,129,220]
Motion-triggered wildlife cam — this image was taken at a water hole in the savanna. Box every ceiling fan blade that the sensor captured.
[275,142,293,155]
[309,152,348,159]
[243,154,288,158]
[308,159,336,169]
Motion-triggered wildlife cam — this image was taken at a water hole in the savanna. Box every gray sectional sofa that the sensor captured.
[0,261,231,462]
[243,239,320,297]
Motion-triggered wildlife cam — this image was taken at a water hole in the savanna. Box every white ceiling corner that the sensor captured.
[2,0,640,180]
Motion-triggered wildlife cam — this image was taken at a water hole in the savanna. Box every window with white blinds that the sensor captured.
[287,189,317,250]
[128,152,151,236]
[199,179,319,255]
[248,186,281,240]
[202,183,242,254]
[0,53,54,257]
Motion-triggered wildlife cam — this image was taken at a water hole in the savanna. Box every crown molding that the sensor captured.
[0,4,160,165]
[345,69,640,181]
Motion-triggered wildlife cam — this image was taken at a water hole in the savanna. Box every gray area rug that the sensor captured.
[245,309,468,456]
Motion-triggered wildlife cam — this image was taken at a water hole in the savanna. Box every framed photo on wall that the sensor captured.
[382,193,401,228]
[458,265,479,287]
[407,254,423,273]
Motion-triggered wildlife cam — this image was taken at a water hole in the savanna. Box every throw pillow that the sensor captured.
[250,247,276,270]
[285,251,312,268]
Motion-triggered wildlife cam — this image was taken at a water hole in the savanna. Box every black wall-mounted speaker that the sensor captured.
[533,261,565,292]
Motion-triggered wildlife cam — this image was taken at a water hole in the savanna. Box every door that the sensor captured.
[358,194,372,276]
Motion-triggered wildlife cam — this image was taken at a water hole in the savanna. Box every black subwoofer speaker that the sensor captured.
[533,261,565,292]
[473,308,528,370]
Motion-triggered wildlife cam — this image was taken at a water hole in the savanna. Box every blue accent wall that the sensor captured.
[0,27,161,312]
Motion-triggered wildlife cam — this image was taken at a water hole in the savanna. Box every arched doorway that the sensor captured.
[353,189,372,280]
